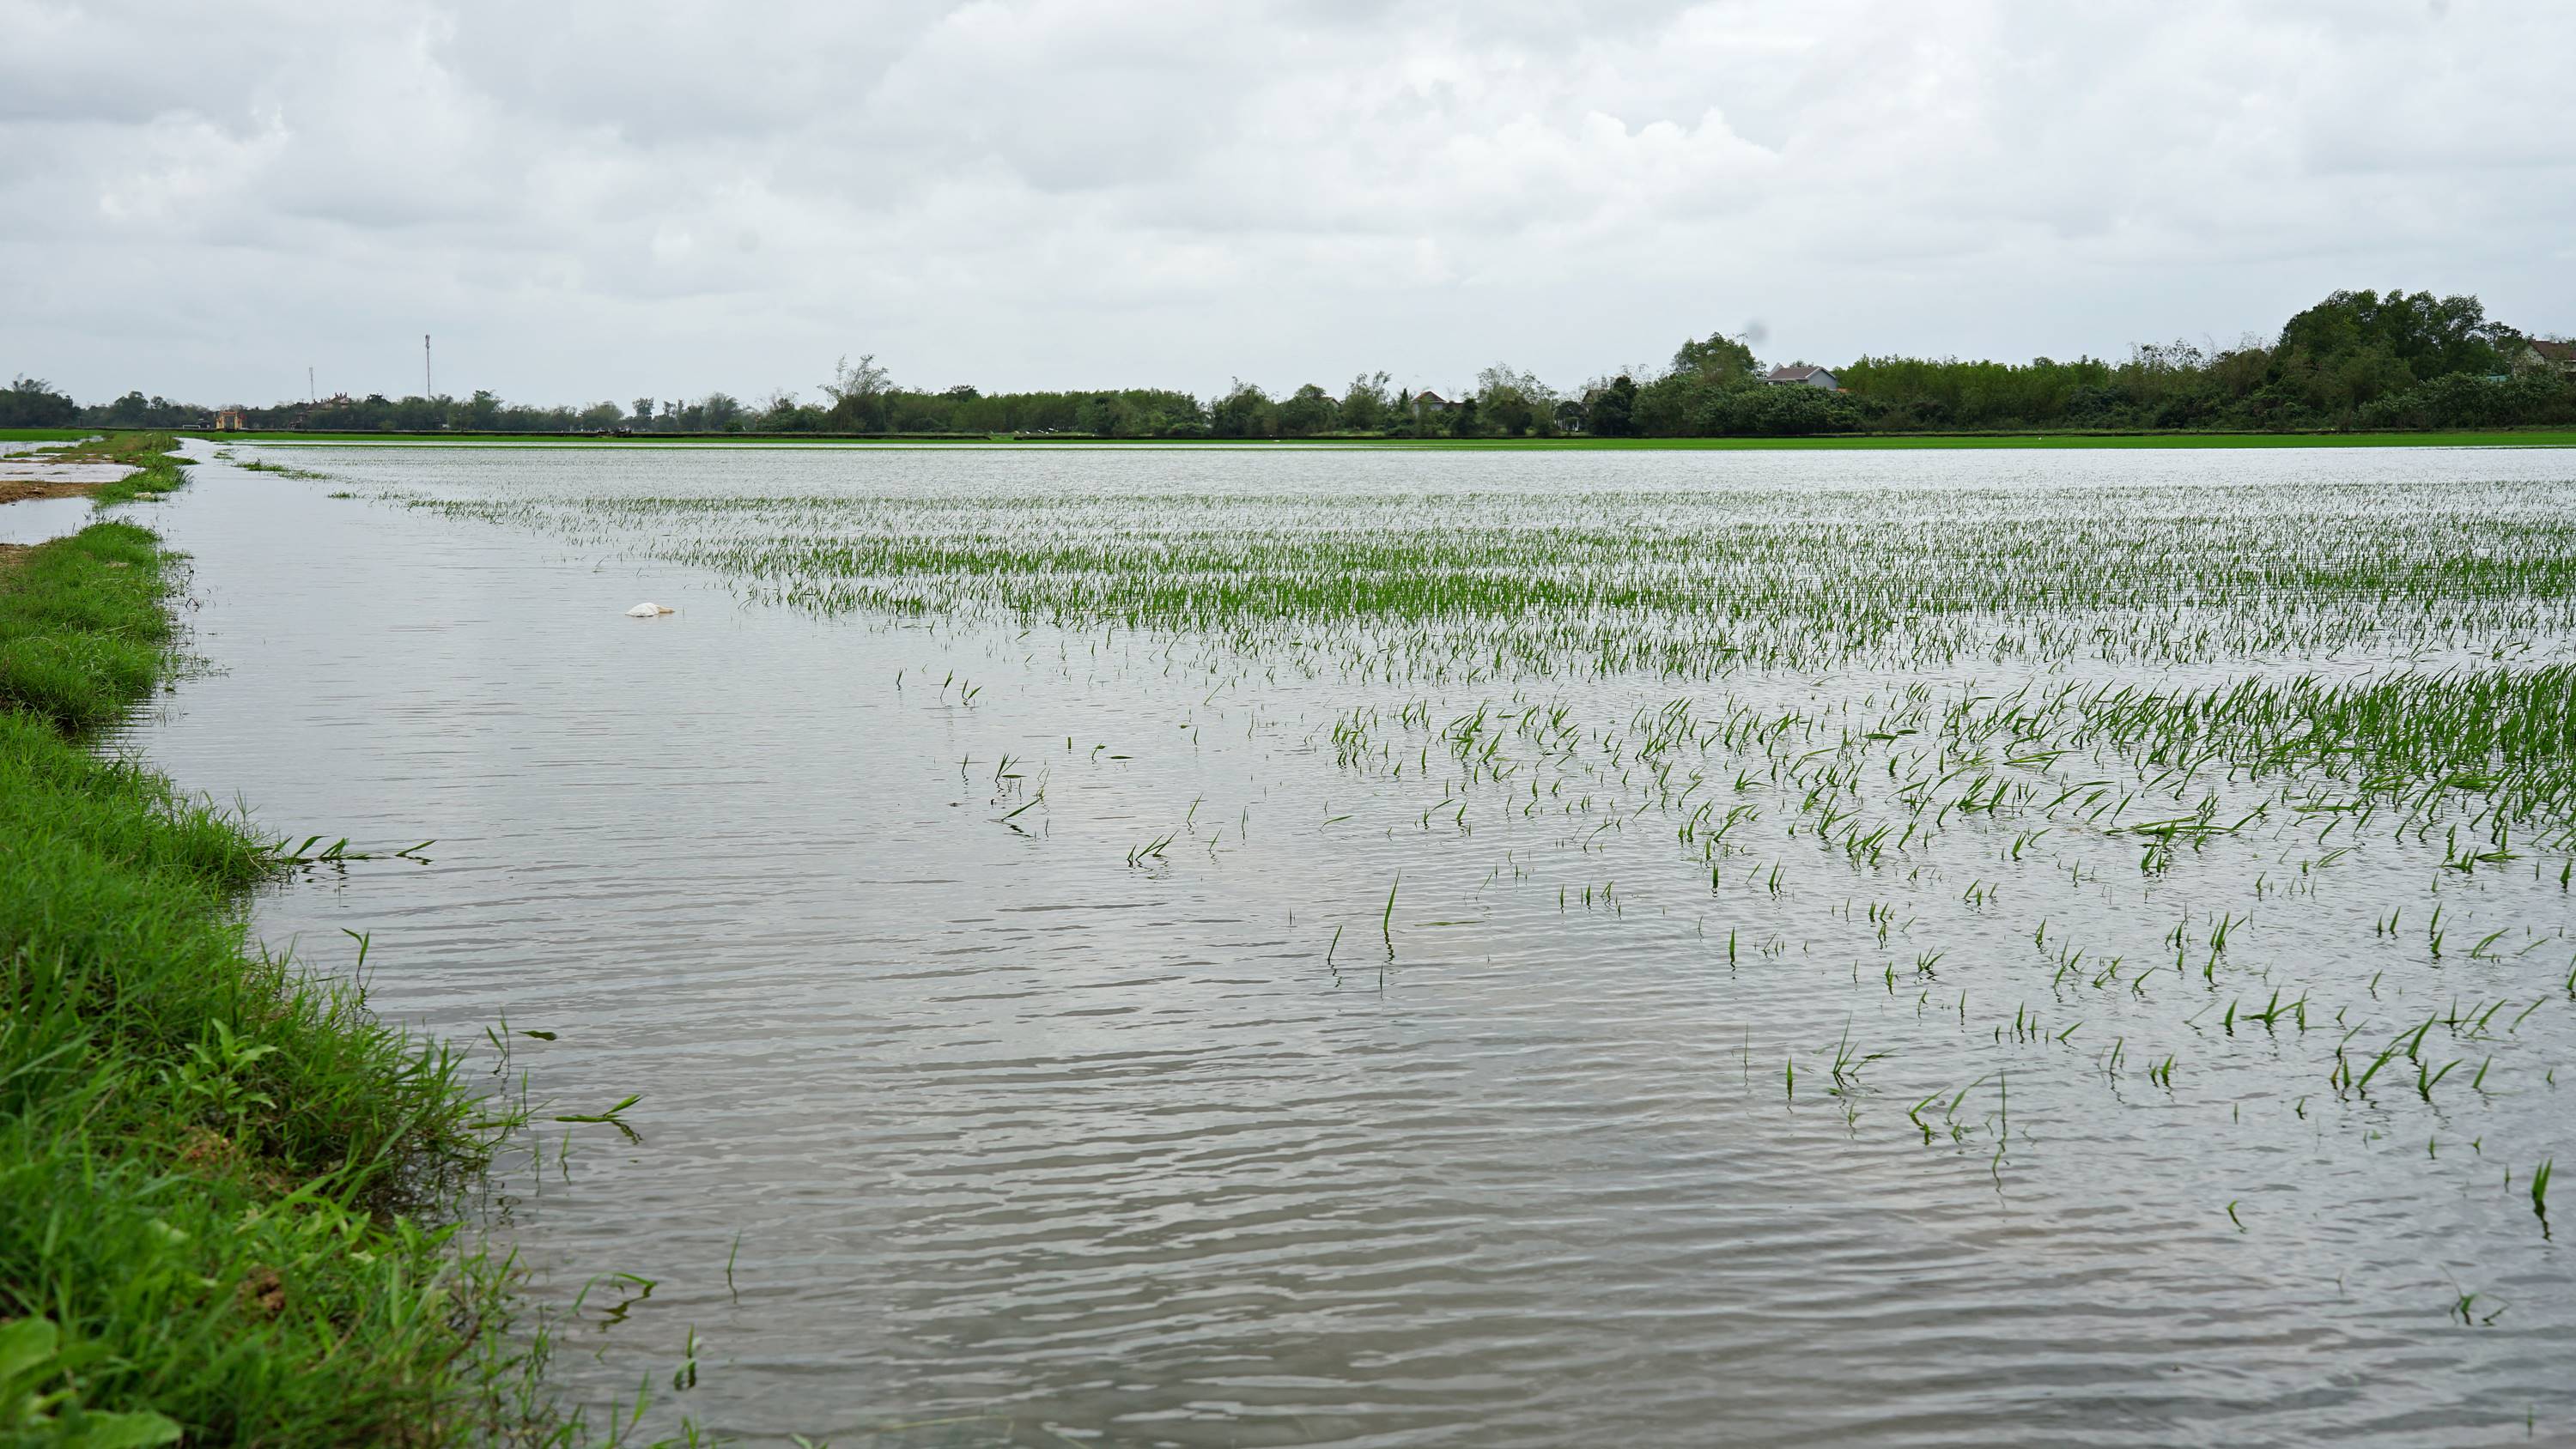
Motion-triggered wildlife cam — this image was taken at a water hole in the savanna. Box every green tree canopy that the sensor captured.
[1669,331,1761,383]
[2275,289,2508,383]
[1278,383,1339,436]
[0,375,77,427]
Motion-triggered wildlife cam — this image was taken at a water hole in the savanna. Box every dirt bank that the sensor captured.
[0,475,106,505]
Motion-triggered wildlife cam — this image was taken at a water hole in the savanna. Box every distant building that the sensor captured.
[293,393,354,430]
[1412,390,1454,414]
[1762,366,1839,390]
[2517,339,2576,375]
[211,407,250,430]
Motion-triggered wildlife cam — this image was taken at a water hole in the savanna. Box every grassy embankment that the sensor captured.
[143,425,2576,449]
[1,439,551,1444]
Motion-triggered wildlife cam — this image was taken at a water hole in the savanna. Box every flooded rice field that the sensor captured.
[0,494,97,545]
[118,440,2576,1446]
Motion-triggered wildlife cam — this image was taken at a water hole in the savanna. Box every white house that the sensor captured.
[2515,339,2576,376]
[1763,365,1838,390]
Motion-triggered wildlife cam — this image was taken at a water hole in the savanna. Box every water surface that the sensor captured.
[118,441,2576,1446]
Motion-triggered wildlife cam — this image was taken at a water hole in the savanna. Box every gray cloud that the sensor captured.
[3,0,2570,405]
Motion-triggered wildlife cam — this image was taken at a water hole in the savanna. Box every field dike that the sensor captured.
[0,440,571,1445]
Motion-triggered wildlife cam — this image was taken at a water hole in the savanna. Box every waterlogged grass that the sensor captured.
[82,433,193,506]
[417,477,2576,681]
[0,506,572,1442]
[0,521,169,730]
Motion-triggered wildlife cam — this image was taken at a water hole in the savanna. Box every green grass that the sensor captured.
[76,433,193,506]
[1,484,557,1441]
[0,523,169,731]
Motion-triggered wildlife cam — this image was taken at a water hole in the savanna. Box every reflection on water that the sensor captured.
[0,495,97,545]
[114,442,2576,1447]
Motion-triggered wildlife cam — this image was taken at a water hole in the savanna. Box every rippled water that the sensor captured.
[118,441,2576,1446]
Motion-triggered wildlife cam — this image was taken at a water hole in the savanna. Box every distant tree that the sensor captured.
[1702,381,1864,436]
[0,374,78,427]
[822,354,894,432]
[1278,383,1339,436]
[1587,375,1638,437]
[1076,392,1142,437]
[1209,380,1277,439]
[2275,288,2506,383]
[2360,371,2576,431]
[700,392,742,430]
[1446,394,1481,438]
[86,391,201,428]
[756,389,816,431]
[1669,331,1761,382]
[631,397,655,427]
[1473,364,1552,437]
[465,389,501,429]
[1337,372,1394,433]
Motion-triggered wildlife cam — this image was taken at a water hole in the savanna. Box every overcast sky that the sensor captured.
[4,0,2571,407]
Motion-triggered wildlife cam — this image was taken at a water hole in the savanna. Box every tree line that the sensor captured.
[6,289,2570,439]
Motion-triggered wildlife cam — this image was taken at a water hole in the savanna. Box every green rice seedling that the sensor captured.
[672,1325,701,1391]
[555,1093,645,1143]
[1826,1018,1887,1094]
[2416,1060,2460,1101]
[2351,1040,2401,1094]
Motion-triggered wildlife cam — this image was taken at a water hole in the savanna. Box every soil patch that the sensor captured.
[0,476,103,505]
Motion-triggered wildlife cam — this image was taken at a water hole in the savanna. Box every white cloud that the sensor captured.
[2,0,2569,404]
